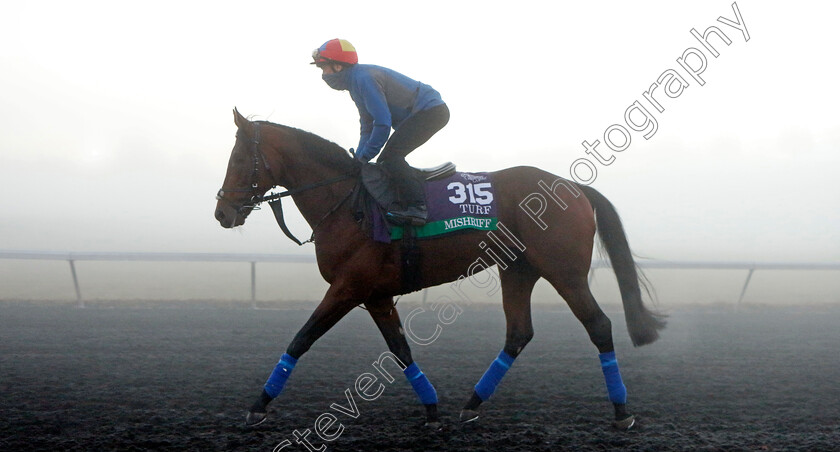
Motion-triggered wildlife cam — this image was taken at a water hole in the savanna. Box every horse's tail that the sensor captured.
[578,185,666,347]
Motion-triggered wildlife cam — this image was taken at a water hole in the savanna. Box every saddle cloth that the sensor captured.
[372,171,499,242]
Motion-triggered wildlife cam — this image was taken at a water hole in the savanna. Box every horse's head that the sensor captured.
[215,108,359,229]
[214,108,278,228]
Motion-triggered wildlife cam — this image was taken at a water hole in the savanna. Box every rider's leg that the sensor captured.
[378,104,450,212]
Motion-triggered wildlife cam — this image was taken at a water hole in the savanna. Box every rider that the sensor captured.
[311,38,450,226]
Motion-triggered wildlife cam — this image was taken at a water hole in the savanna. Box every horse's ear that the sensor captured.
[233,107,248,129]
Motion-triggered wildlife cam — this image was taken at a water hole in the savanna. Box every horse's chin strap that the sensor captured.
[266,174,359,246]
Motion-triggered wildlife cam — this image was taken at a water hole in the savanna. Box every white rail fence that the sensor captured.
[2,250,839,308]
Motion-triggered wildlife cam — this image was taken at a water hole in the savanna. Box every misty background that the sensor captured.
[1,1,838,305]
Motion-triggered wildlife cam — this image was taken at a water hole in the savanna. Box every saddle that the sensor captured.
[355,162,456,293]
[359,162,456,225]
[352,162,499,246]
[417,162,458,180]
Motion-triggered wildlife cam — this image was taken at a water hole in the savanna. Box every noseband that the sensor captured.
[216,122,358,245]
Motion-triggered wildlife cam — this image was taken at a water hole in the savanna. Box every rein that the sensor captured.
[217,122,359,246]
[266,179,358,246]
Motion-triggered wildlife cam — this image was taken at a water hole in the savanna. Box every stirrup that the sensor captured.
[385,206,427,226]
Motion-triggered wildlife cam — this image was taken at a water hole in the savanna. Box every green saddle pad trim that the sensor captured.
[390,217,498,240]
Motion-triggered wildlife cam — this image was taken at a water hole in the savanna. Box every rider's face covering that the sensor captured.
[322,67,350,91]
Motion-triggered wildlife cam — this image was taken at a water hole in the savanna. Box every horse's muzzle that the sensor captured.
[215,205,245,228]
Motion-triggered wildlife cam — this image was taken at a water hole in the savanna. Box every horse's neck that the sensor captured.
[278,140,357,228]
[289,176,356,227]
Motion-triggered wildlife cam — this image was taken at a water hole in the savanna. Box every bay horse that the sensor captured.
[215,108,665,430]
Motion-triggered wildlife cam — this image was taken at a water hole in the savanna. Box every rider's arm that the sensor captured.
[353,72,391,162]
[357,108,373,161]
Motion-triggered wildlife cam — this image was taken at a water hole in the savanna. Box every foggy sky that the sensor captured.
[1,1,838,302]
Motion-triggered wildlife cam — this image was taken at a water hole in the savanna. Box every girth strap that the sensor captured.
[400,226,423,293]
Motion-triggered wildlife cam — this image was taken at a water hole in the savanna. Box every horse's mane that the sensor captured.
[257,121,357,172]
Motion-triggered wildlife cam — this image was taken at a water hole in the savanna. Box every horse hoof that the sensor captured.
[459,409,480,423]
[245,411,267,426]
[613,414,636,430]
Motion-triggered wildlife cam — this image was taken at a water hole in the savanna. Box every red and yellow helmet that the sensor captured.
[311,39,358,65]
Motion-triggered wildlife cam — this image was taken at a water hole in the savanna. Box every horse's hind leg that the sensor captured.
[554,276,636,430]
[460,263,539,422]
[365,297,440,427]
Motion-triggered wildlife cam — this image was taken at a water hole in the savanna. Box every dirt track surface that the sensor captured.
[1,303,839,451]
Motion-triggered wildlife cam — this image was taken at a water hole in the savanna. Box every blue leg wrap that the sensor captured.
[474,350,516,401]
[264,353,298,398]
[599,351,627,404]
[403,362,438,405]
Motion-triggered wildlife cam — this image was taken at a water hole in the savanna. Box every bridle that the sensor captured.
[216,122,275,211]
[216,122,359,245]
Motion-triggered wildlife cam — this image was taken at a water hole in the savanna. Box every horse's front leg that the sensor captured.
[365,298,440,428]
[245,284,358,426]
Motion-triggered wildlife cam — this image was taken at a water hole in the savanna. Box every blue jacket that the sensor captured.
[324,64,444,162]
